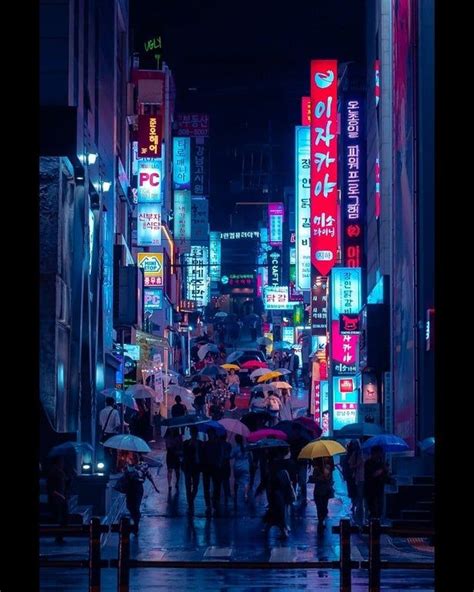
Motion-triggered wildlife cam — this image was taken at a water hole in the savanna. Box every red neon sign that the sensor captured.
[310,60,338,276]
[301,96,311,126]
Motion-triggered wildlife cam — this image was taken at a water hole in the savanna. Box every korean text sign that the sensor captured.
[137,203,162,246]
[331,267,362,318]
[144,288,163,310]
[301,97,311,126]
[173,137,191,189]
[137,159,163,203]
[137,252,163,287]
[333,376,358,429]
[295,126,311,290]
[268,203,284,246]
[331,320,359,375]
[173,190,191,251]
[185,246,209,307]
[209,231,221,281]
[310,59,338,276]
[263,286,296,310]
[138,114,162,158]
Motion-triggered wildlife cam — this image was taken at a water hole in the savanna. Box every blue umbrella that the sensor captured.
[197,420,226,435]
[247,438,290,450]
[362,434,409,453]
[48,442,94,458]
[336,422,386,439]
[200,365,226,377]
[418,437,435,455]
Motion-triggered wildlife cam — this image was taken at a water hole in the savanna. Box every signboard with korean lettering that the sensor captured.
[137,252,163,287]
[191,137,209,196]
[333,376,358,430]
[339,313,361,335]
[220,231,260,240]
[173,137,191,189]
[268,248,282,286]
[331,267,362,319]
[175,113,209,137]
[144,288,164,310]
[342,95,366,269]
[173,190,191,252]
[137,159,163,203]
[137,203,162,246]
[310,59,338,276]
[209,231,221,281]
[301,96,311,126]
[310,360,320,418]
[320,380,329,435]
[295,126,311,290]
[331,320,359,375]
[263,286,297,310]
[191,197,209,243]
[281,326,294,344]
[268,203,284,246]
[311,275,328,336]
[184,245,210,307]
[138,114,162,158]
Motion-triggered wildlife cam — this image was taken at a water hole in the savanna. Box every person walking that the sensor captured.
[122,452,159,535]
[164,428,183,492]
[201,427,224,514]
[349,439,365,525]
[261,449,295,539]
[266,391,282,426]
[226,369,240,410]
[46,456,69,543]
[171,395,187,418]
[181,426,202,515]
[342,440,358,512]
[231,434,251,503]
[99,397,122,472]
[220,433,232,503]
[192,387,207,418]
[279,388,293,421]
[364,445,390,520]
[311,457,335,531]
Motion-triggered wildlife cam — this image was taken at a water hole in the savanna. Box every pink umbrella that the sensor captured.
[294,417,322,438]
[247,429,288,443]
[240,360,268,370]
[218,418,251,438]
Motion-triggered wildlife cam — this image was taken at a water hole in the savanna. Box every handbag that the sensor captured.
[100,408,115,444]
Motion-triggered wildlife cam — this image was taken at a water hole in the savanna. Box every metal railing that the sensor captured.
[39,517,434,592]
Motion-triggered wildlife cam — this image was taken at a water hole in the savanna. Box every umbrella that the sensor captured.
[272,341,293,351]
[250,367,273,380]
[163,375,179,387]
[240,411,271,431]
[162,416,209,428]
[240,360,268,370]
[221,363,240,371]
[336,423,386,439]
[190,374,213,383]
[200,365,226,377]
[125,384,157,399]
[274,421,314,442]
[214,311,228,318]
[362,434,409,453]
[247,429,288,443]
[274,368,291,376]
[218,418,250,437]
[248,438,289,450]
[227,351,244,363]
[252,384,274,394]
[197,420,226,436]
[48,442,93,458]
[168,385,193,398]
[271,381,292,390]
[294,417,323,437]
[198,343,219,360]
[100,389,138,410]
[298,439,347,460]
[418,437,435,455]
[257,371,281,383]
[102,434,151,453]
[256,336,272,346]
[163,369,181,379]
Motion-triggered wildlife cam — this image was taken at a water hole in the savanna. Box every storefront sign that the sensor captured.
[144,287,164,310]
[209,231,221,281]
[191,197,209,243]
[331,320,359,375]
[173,190,191,252]
[138,114,162,158]
[311,274,328,336]
[295,126,311,290]
[263,286,296,310]
[137,252,163,287]
[301,96,311,126]
[220,231,260,240]
[137,159,163,203]
[191,137,209,196]
[339,313,361,335]
[173,137,191,189]
[175,113,209,137]
[137,203,161,246]
[333,376,358,430]
[268,203,284,246]
[268,248,282,286]
[331,267,362,318]
[310,59,338,276]
[184,246,209,307]
[320,381,329,435]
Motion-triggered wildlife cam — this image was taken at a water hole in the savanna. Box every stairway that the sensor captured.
[386,475,434,531]
[39,478,93,526]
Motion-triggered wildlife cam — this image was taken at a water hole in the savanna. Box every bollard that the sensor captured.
[339,519,352,592]
[89,517,102,592]
[117,516,131,592]
[368,518,381,592]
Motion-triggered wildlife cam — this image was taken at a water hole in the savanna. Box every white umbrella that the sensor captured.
[163,375,178,387]
[275,368,292,375]
[168,385,193,398]
[126,384,157,399]
[250,367,273,380]
[102,434,151,453]
[256,336,272,346]
[163,369,181,379]
[198,343,219,360]
[227,351,244,363]
[214,311,228,318]
[100,389,138,410]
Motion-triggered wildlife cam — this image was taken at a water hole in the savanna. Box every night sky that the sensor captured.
[131,0,366,228]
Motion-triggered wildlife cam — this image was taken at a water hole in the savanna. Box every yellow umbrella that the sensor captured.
[221,364,240,371]
[257,371,282,383]
[272,381,292,390]
[298,439,347,460]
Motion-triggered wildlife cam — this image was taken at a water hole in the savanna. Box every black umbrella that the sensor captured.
[335,422,386,439]
[274,421,314,444]
[161,416,209,428]
[240,411,271,431]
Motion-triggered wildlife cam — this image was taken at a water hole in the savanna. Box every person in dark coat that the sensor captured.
[46,456,69,543]
[165,428,183,491]
[220,433,233,502]
[342,440,358,510]
[311,457,335,531]
[261,449,295,538]
[181,426,202,515]
[201,428,224,513]
[171,395,187,418]
[123,452,159,534]
[364,445,390,520]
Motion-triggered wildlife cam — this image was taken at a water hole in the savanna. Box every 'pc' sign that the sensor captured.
[137,159,163,203]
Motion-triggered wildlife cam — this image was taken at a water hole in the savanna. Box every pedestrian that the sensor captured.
[220,433,232,503]
[192,387,206,418]
[342,440,358,511]
[364,445,390,520]
[231,434,251,503]
[122,452,159,535]
[249,390,267,413]
[181,426,202,515]
[201,427,224,514]
[165,427,183,492]
[266,391,282,426]
[311,456,335,531]
[226,369,240,410]
[99,397,121,472]
[261,449,295,539]
[279,388,293,421]
[288,350,300,386]
[171,395,187,418]
[349,439,365,525]
[46,456,69,543]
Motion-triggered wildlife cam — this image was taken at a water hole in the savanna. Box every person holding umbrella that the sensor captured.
[182,426,202,516]
[231,434,251,503]
[122,452,159,535]
[165,428,183,492]
[364,445,391,520]
[46,456,69,543]
[311,457,335,531]
[226,368,240,410]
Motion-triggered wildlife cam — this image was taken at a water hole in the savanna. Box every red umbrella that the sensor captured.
[294,417,322,438]
[240,360,268,370]
[247,428,288,443]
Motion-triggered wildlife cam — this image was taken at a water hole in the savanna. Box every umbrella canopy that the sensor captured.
[198,343,220,360]
[252,384,274,394]
[272,341,293,351]
[168,385,193,398]
[163,369,181,378]
[418,437,435,455]
[102,434,151,453]
[162,416,209,428]
[218,418,250,437]
[274,368,291,376]
[248,438,290,450]
[200,365,226,377]
[190,374,213,383]
[125,384,157,399]
[240,360,268,370]
[274,421,314,442]
[294,417,323,437]
[250,367,273,380]
[221,363,240,371]
[257,371,282,383]
[336,422,386,439]
[227,351,244,363]
[214,311,228,318]
[362,434,409,453]
[271,381,292,390]
[240,411,271,431]
[48,442,93,458]
[247,428,288,443]
[256,336,272,346]
[298,439,347,460]
[197,420,226,436]
[100,389,138,410]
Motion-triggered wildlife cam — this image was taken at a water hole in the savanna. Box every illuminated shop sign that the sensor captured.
[331,267,362,319]
[209,231,221,281]
[173,137,191,189]
[144,288,164,310]
[333,376,358,430]
[137,203,161,246]
[173,190,191,252]
[295,126,311,290]
[263,286,297,310]
[137,159,163,203]
[137,252,163,287]
[138,114,162,158]
[268,203,284,246]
